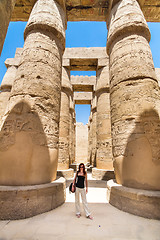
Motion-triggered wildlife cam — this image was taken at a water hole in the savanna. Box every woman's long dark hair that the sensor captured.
[77,163,86,175]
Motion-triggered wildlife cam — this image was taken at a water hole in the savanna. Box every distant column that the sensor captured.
[0,0,66,185]
[57,66,74,178]
[96,66,113,169]
[73,111,76,164]
[91,93,97,167]
[87,114,92,165]
[107,0,160,190]
[69,95,75,163]
[0,49,22,126]
[0,0,16,55]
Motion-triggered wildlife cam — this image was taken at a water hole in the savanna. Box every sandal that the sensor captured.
[76,214,81,218]
[87,215,93,220]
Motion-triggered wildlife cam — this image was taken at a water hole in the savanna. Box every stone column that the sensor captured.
[0,0,66,185]
[91,93,97,167]
[69,95,77,170]
[106,0,160,219]
[87,114,92,165]
[73,111,76,164]
[0,0,16,55]
[92,65,114,180]
[57,66,74,179]
[0,48,22,127]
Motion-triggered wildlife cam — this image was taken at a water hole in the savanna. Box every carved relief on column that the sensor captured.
[91,94,97,167]
[107,0,160,190]
[58,67,72,170]
[0,0,66,185]
[0,0,16,55]
[96,65,113,170]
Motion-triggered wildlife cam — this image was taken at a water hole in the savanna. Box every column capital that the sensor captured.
[107,0,150,55]
[24,0,66,50]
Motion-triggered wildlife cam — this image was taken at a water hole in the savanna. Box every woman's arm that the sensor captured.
[72,172,77,191]
[85,172,88,194]
[73,172,77,185]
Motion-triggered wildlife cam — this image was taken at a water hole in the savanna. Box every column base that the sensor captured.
[69,163,77,171]
[92,168,115,180]
[107,179,160,220]
[0,177,66,220]
[57,168,74,179]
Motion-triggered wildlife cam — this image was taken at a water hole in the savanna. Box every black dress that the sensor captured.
[76,175,85,188]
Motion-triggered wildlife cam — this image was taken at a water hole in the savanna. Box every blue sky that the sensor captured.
[0,21,160,124]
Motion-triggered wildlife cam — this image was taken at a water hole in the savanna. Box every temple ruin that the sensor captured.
[0,0,160,220]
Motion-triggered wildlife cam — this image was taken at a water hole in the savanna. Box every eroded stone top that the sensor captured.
[11,0,160,22]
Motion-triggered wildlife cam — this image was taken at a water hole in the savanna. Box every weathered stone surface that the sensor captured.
[0,49,22,128]
[74,92,92,104]
[0,177,66,220]
[0,0,66,186]
[57,168,74,179]
[58,67,72,170]
[107,0,160,191]
[96,65,113,170]
[107,179,160,220]
[11,0,160,22]
[92,168,115,180]
[155,68,160,87]
[0,0,16,55]
[63,47,107,71]
[71,75,96,92]
[75,122,88,164]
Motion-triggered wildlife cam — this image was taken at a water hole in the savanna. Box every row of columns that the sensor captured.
[88,63,114,179]
[57,66,75,178]
[0,0,159,195]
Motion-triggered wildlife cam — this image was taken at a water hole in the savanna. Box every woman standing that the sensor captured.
[72,163,93,219]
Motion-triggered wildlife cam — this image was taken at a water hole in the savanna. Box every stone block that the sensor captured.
[107,179,160,220]
[92,168,115,180]
[57,168,74,179]
[11,2,160,25]
[0,177,66,220]
[74,92,92,104]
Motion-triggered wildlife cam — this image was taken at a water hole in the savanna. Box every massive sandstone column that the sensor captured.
[0,0,66,185]
[0,0,16,55]
[107,0,160,191]
[57,67,74,178]
[95,66,113,170]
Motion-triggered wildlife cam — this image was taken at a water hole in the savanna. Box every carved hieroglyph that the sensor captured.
[0,0,66,185]
[107,0,160,190]
[96,65,113,170]
[58,67,72,170]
